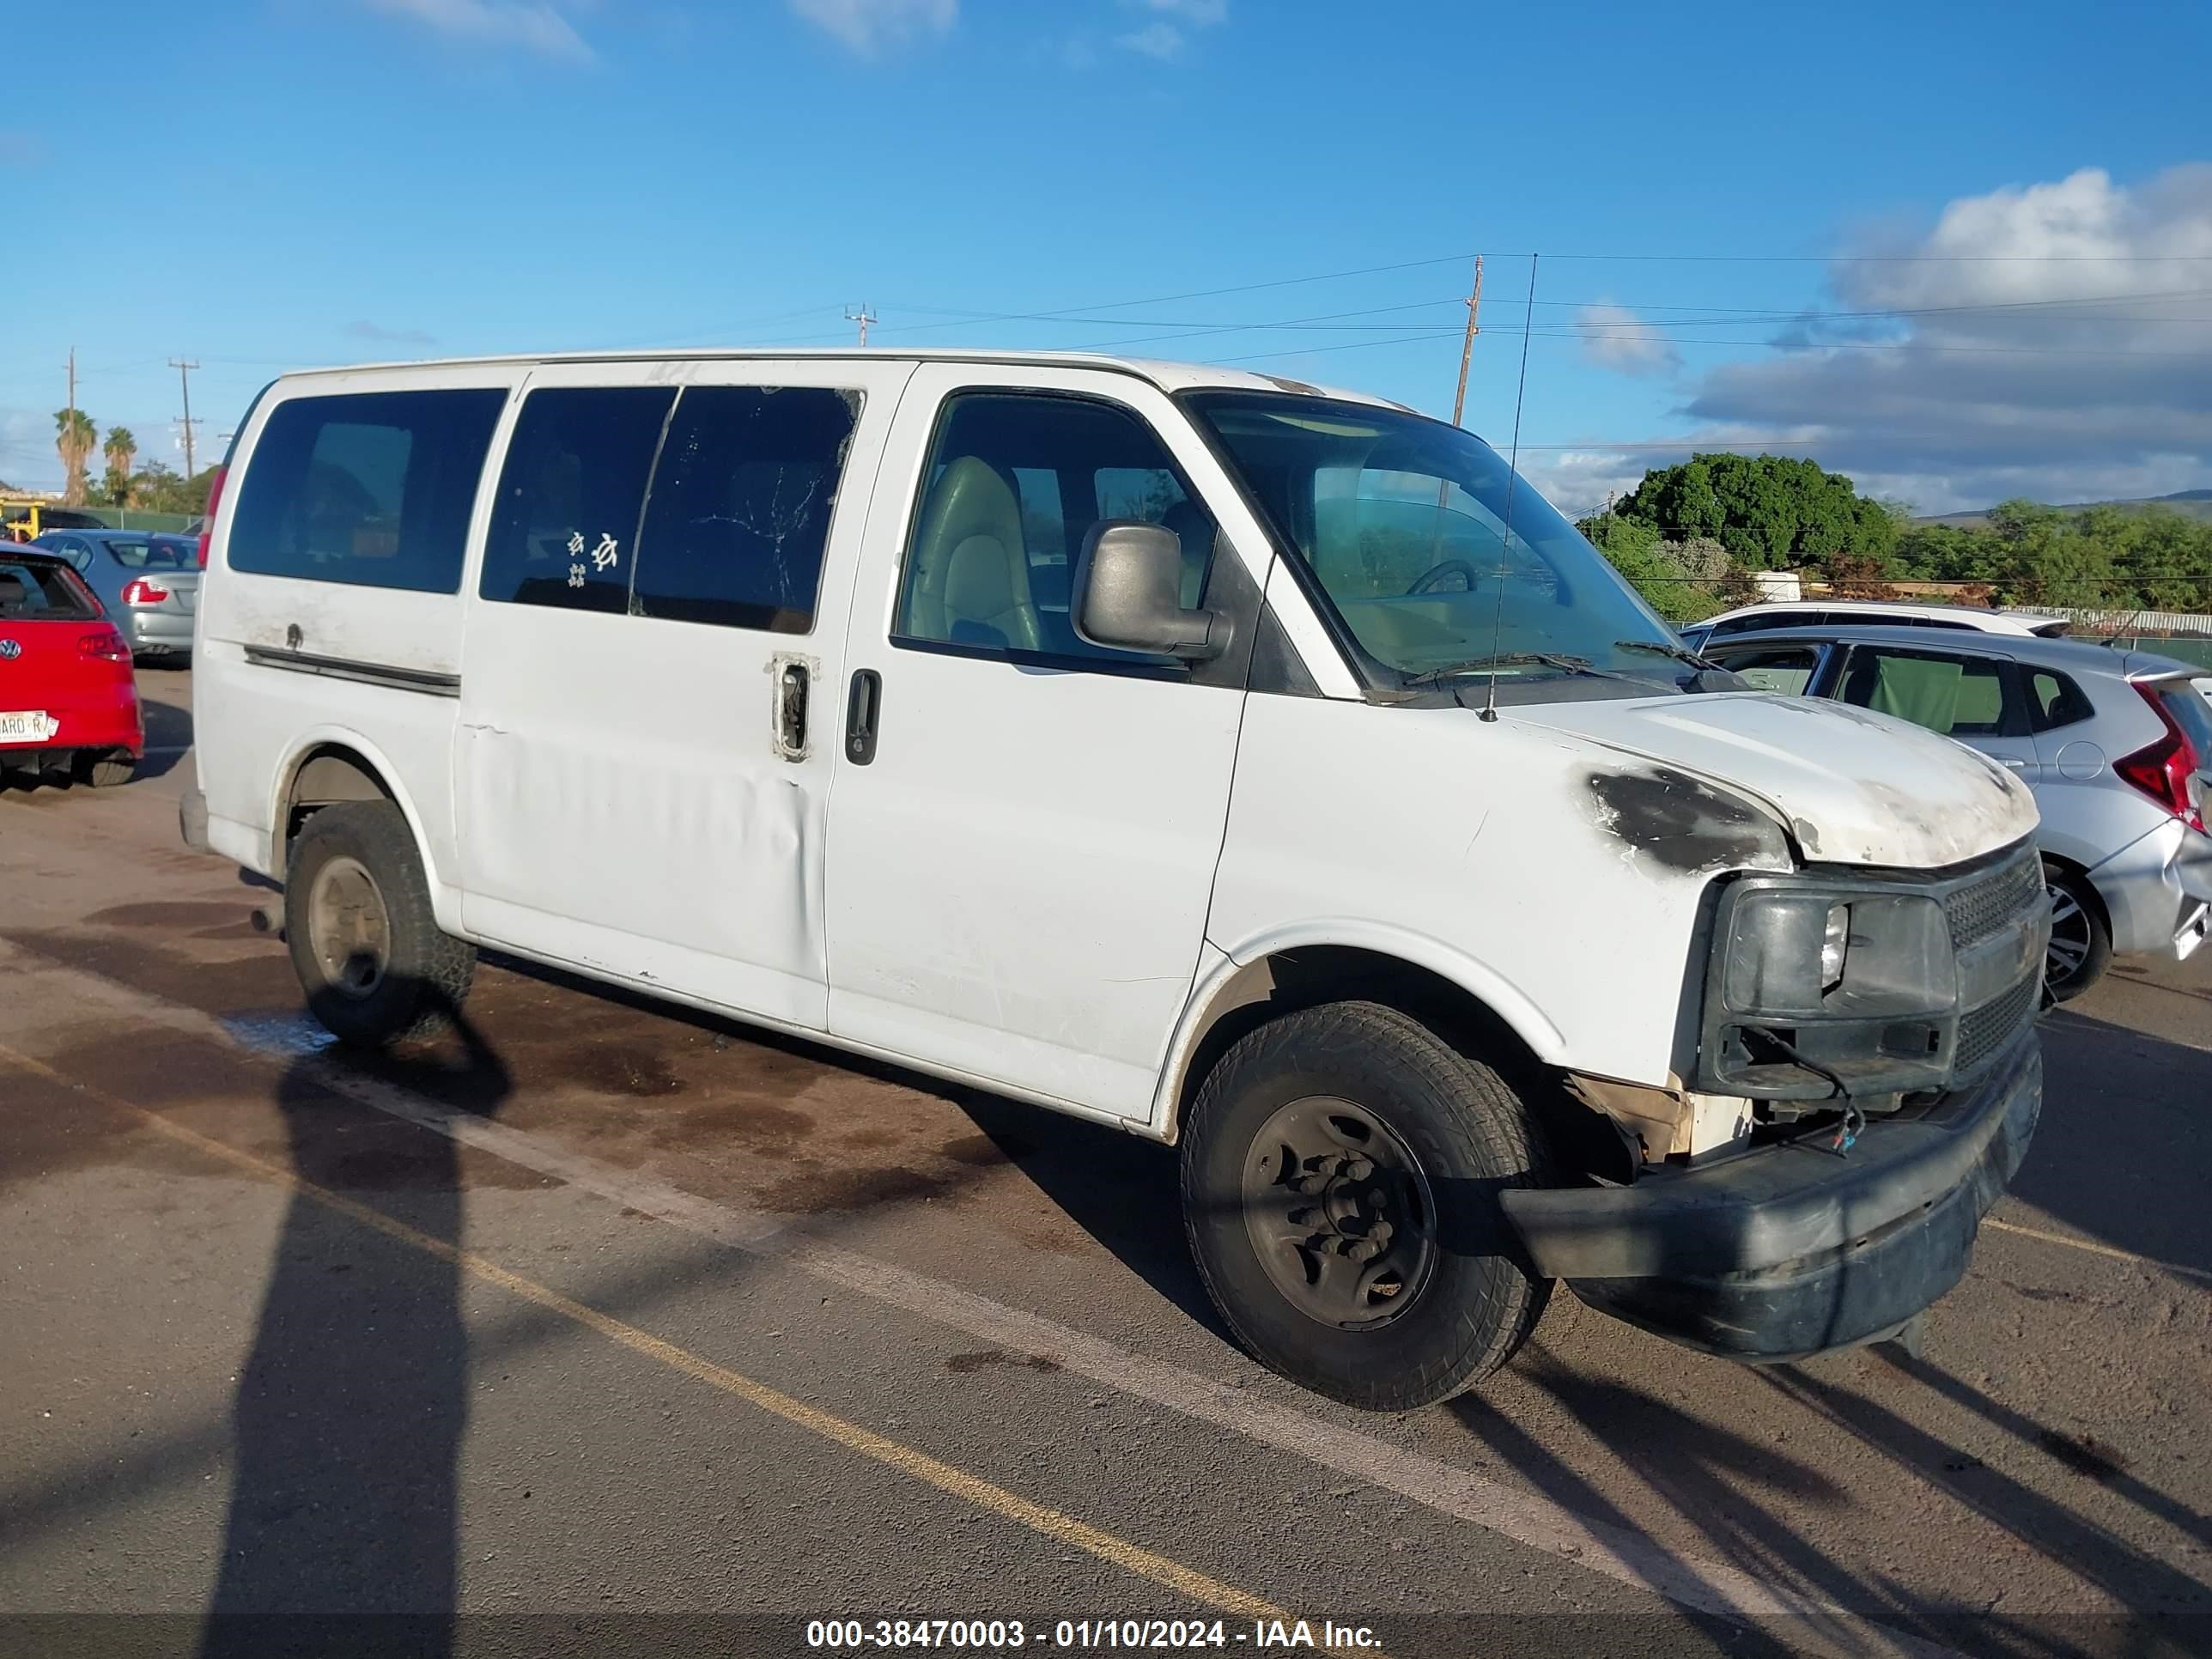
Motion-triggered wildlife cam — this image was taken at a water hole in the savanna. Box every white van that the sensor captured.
[183,350,2049,1409]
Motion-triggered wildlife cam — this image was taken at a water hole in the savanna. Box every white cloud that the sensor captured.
[1127,0,1228,20]
[1115,21,1184,58]
[1115,0,1224,56]
[789,0,957,54]
[363,0,594,59]
[1577,302,1682,378]
[1557,166,2212,514]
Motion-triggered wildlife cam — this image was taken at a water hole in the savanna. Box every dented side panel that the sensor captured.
[453,357,917,1031]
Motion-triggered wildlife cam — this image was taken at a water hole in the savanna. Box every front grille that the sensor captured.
[1945,848,2044,951]
[1957,973,2038,1077]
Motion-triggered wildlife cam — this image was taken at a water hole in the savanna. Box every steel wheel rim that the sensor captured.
[1242,1096,1440,1331]
[307,855,390,1000]
[2045,879,2092,987]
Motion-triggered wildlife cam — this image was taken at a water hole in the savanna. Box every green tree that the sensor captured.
[54,407,97,506]
[1612,453,1897,572]
[1577,513,1731,623]
[101,426,137,507]
[125,459,222,516]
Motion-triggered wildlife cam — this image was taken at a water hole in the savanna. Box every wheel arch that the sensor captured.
[267,728,438,890]
[1149,924,1568,1145]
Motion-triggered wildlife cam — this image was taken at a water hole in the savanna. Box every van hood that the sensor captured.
[1508,690,2039,870]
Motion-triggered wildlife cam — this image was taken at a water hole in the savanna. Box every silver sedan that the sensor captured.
[30,529,199,662]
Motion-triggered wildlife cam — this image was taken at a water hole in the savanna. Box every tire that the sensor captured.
[284,800,476,1046]
[2042,860,2112,1002]
[1180,1001,1553,1412]
[77,750,135,788]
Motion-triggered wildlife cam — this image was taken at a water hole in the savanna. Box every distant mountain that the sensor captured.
[1917,489,2212,529]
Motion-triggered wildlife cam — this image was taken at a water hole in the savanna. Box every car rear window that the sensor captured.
[0,558,98,619]
[2158,684,2212,756]
[100,538,161,568]
[228,388,507,592]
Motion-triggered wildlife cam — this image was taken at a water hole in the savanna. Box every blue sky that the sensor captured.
[3,0,2209,514]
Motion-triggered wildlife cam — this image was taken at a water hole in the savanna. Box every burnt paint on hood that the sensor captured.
[1513,690,2039,871]
[1587,766,1792,874]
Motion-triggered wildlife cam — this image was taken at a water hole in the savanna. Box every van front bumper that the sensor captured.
[1502,1036,2040,1359]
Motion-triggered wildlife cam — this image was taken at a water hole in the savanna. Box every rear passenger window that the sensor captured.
[895,392,1216,666]
[1840,649,2011,736]
[631,386,858,632]
[481,386,675,613]
[228,390,506,592]
[2028,670,2093,732]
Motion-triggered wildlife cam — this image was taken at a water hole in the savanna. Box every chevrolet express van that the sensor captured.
[182,351,2047,1409]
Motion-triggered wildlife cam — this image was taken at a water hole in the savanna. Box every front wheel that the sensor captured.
[284,800,476,1046]
[2042,860,2112,1002]
[1180,1001,1553,1412]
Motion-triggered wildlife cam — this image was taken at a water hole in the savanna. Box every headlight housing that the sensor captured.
[1702,875,1960,1099]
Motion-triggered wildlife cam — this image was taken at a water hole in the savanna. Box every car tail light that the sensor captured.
[2115,683,2206,834]
[197,465,226,569]
[121,577,171,606]
[79,629,131,664]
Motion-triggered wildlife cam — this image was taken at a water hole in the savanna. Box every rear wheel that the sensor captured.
[284,800,475,1046]
[1180,1001,1553,1412]
[76,750,136,788]
[2042,860,2112,1002]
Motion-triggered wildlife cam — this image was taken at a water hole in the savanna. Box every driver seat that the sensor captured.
[904,458,1040,652]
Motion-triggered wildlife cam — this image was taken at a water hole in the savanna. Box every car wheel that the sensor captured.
[2042,860,2112,1002]
[284,800,476,1046]
[77,750,136,788]
[1180,1000,1553,1412]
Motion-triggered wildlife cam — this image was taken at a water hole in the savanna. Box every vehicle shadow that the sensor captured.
[1452,1345,2211,1658]
[198,984,510,1659]
[483,951,1237,1342]
[2020,1006,2212,1279]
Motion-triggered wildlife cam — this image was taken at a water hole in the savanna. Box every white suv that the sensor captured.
[1681,599,2067,655]
[182,349,2048,1408]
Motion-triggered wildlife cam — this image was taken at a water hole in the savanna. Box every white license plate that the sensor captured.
[0,711,57,742]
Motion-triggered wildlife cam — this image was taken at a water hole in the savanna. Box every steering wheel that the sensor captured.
[1406,559,1480,596]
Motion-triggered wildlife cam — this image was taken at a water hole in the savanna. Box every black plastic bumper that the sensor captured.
[1502,1036,2041,1359]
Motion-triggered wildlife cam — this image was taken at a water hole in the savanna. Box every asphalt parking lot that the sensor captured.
[2,665,2208,1659]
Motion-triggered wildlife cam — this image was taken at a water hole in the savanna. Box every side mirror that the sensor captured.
[1073,520,1230,660]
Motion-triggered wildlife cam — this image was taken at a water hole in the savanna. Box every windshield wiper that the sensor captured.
[1401,652,1599,688]
[1614,638,1721,670]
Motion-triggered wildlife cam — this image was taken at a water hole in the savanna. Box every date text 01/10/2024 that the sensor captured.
[803,1618,1383,1650]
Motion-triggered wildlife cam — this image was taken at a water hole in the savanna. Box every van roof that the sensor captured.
[266,348,1421,414]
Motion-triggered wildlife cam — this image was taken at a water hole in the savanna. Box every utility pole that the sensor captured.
[1449,255,1484,428]
[170,358,202,477]
[844,306,877,347]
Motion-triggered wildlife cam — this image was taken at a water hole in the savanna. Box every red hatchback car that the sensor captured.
[0,549,144,787]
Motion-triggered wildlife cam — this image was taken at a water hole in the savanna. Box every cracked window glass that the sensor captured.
[633,386,860,634]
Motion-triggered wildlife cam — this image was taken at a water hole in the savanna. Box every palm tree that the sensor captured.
[103,426,137,507]
[54,408,97,506]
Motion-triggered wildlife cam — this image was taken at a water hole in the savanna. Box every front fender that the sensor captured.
[1146,921,1571,1140]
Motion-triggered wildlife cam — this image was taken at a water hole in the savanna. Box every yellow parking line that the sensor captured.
[0,1043,1345,1645]
[1984,1216,2212,1286]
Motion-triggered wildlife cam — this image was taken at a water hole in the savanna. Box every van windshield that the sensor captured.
[1183,391,1678,689]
